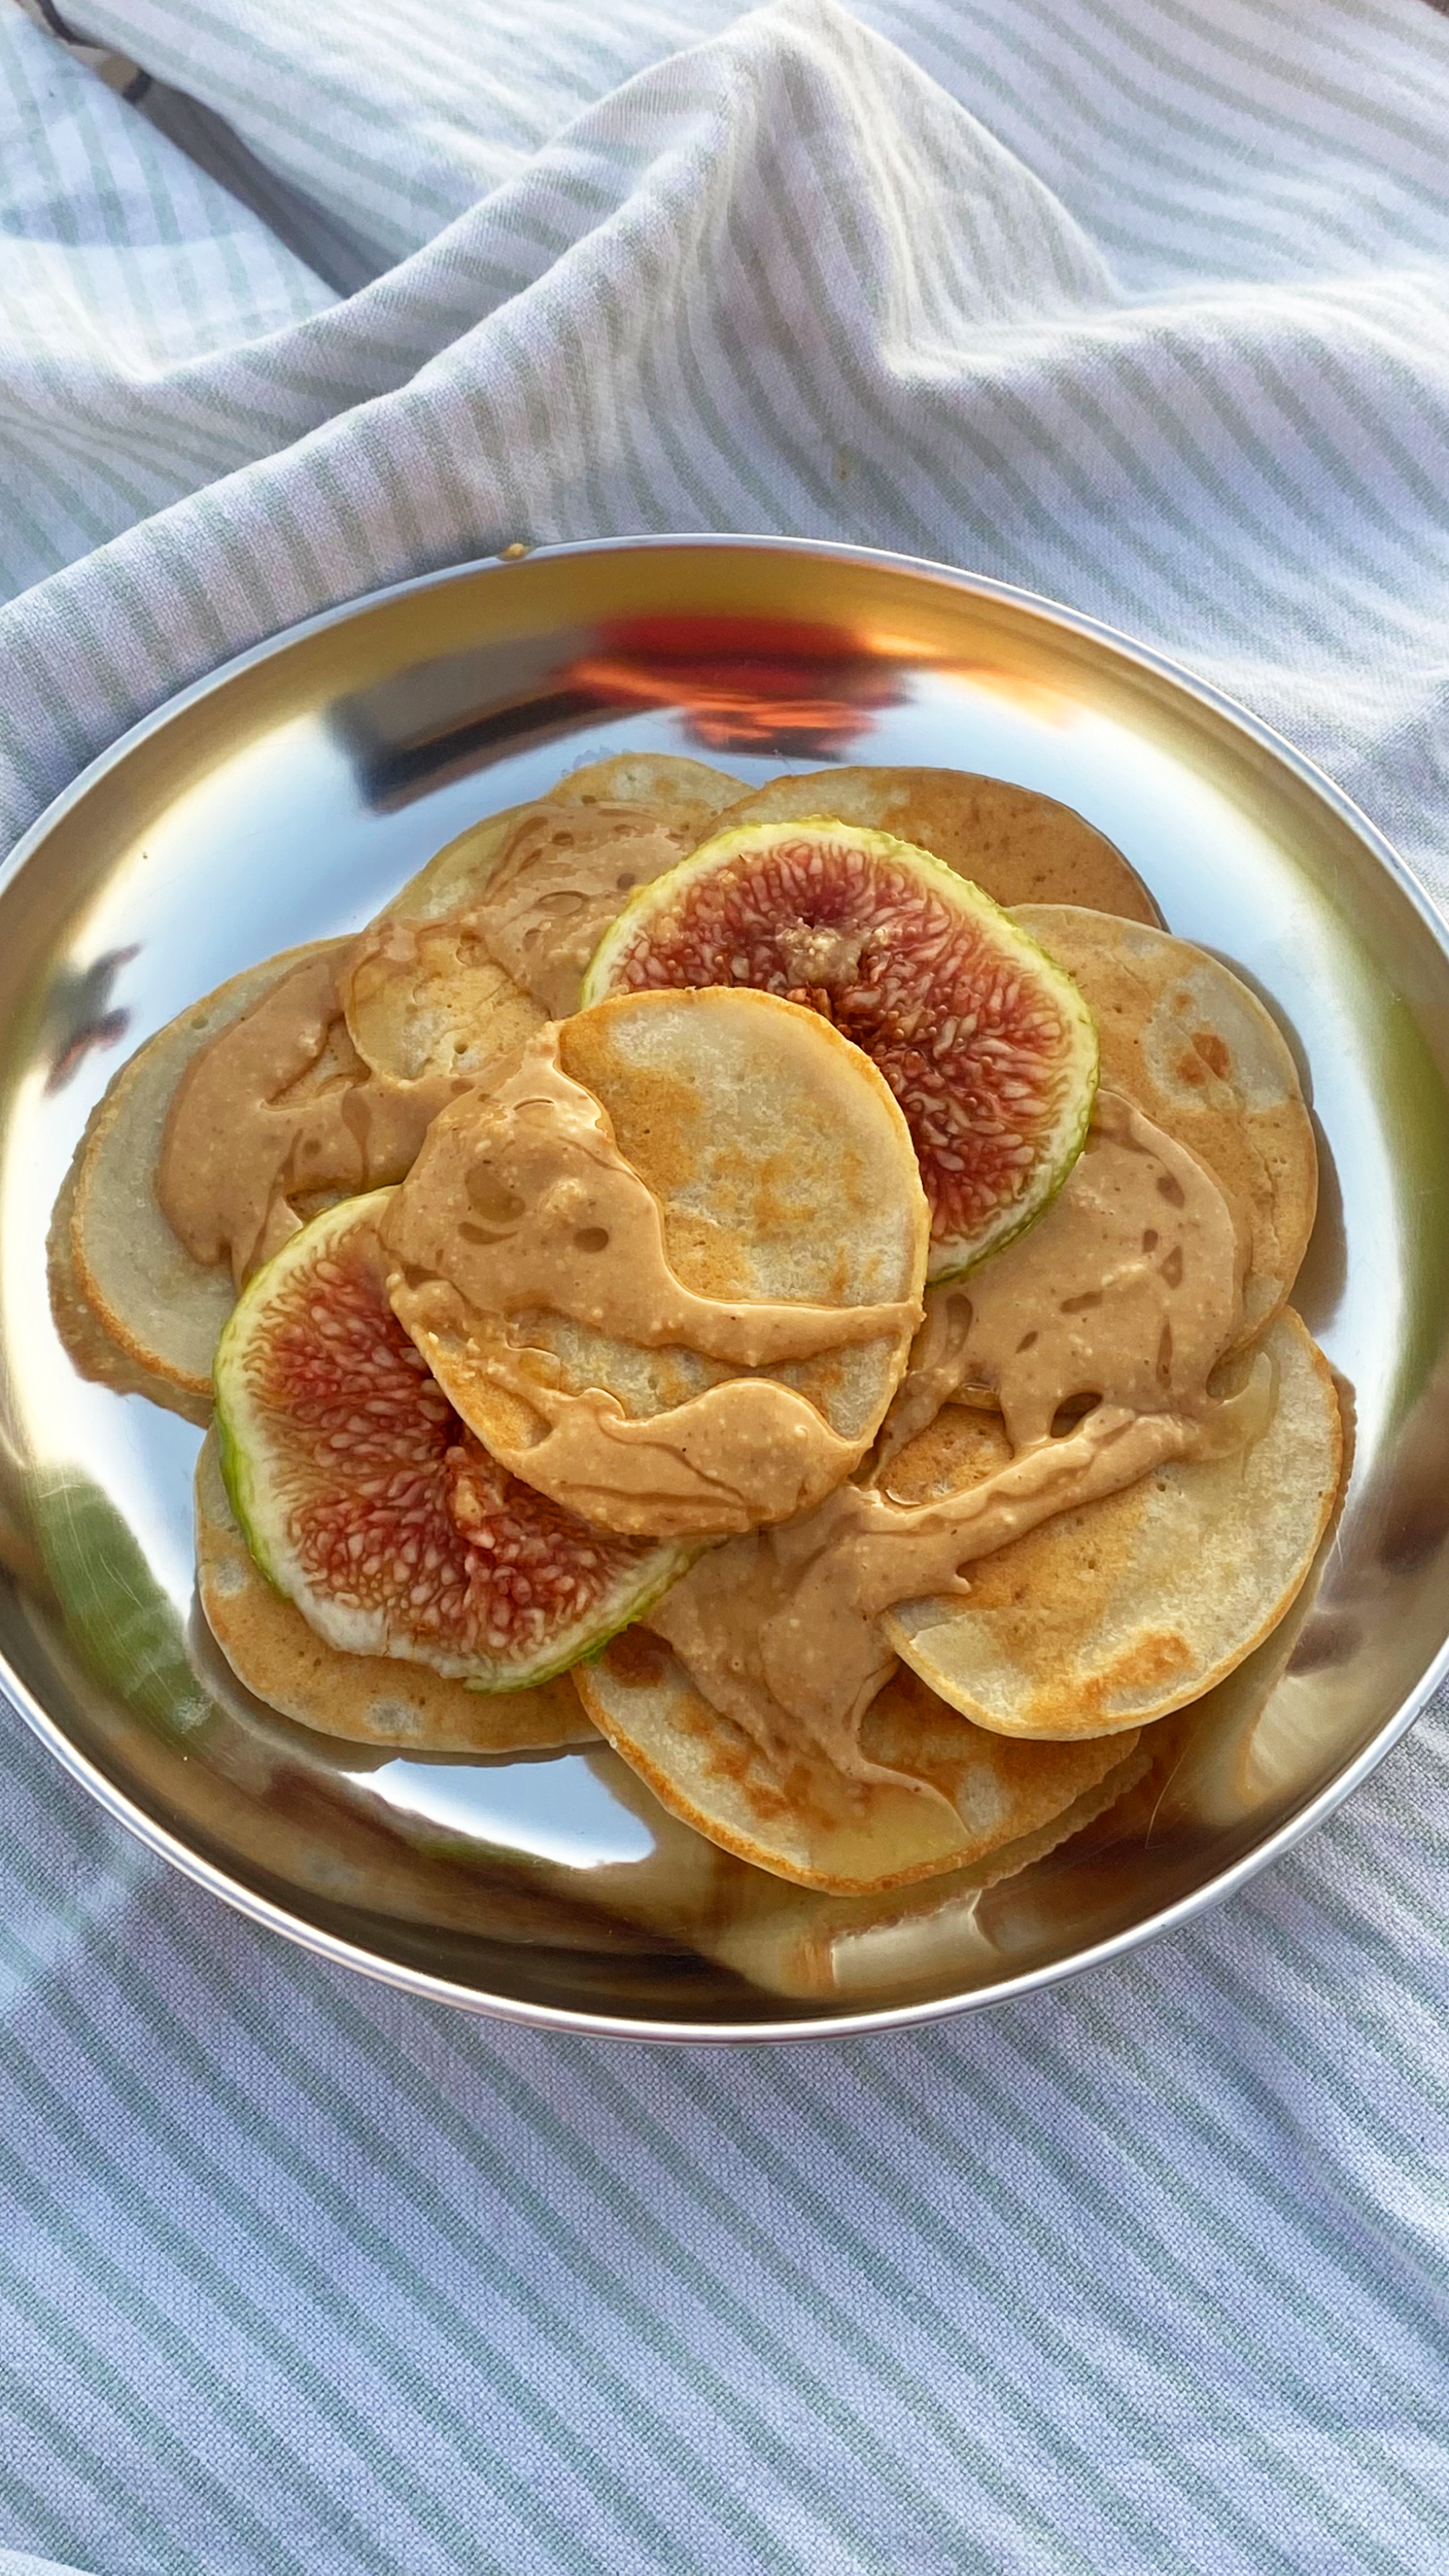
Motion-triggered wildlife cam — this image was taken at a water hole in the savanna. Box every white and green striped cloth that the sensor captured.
[5,3,1449,2569]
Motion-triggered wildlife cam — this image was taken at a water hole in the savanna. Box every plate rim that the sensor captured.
[7,529,1448,2043]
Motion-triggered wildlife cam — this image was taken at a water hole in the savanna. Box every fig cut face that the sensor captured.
[582,819,1098,1278]
[213,1192,688,1690]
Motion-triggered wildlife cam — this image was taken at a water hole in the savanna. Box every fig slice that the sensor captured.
[195,1435,594,1751]
[582,820,1097,1279]
[214,1191,690,1690]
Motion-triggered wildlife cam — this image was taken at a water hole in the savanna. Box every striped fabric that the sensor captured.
[4,3,1449,2569]
[0,2557,103,2576]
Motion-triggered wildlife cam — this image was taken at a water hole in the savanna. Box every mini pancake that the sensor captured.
[714,768,1161,922]
[374,754,740,938]
[386,986,929,1538]
[47,1135,208,1419]
[369,800,710,1028]
[195,1434,594,1753]
[576,1640,1143,1892]
[1014,906,1317,1338]
[50,940,347,1420]
[695,1743,1152,1996]
[884,1309,1342,1739]
[572,1736,1150,1997]
[547,751,745,843]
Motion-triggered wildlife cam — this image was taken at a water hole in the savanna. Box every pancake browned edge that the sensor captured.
[885,1311,1342,1739]
[576,1643,1144,1893]
[716,767,1162,922]
[195,1434,595,1754]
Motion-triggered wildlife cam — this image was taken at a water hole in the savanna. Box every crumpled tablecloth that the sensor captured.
[4,3,1449,2570]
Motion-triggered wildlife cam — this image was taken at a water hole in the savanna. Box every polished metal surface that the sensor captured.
[3,535,1448,2041]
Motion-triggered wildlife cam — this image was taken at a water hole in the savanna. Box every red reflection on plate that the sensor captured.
[566,614,908,759]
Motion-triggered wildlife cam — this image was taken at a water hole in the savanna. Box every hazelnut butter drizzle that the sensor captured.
[382,1024,924,1536]
[472,802,698,1017]
[158,802,694,1286]
[160,900,1270,1791]
[159,952,469,1283]
[645,1091,1273,1794]
[878,1089,1246,1462]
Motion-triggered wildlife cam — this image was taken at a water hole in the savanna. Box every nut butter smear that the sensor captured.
[880,1089,1247,1460]
[382,1024,924,1537]
[159,951,470,1285]
[160,914,1269,1797]
[476,802,698,1018]
[158,802,694,1285]
[646,1092,1273,1793]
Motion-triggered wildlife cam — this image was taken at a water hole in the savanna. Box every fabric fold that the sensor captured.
[4,6,1449,2573]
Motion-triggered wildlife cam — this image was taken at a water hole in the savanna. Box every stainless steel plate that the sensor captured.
[4,535,1448,2041]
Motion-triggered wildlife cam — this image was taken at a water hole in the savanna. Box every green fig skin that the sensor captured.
[582,817,1099,1281]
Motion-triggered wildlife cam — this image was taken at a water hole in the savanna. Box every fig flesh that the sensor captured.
[214,1193,689,1690]
[583,819,1097,1278]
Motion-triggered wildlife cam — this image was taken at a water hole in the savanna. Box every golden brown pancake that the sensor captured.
[376,755,741,929]
[50,941,348,1419]
[389,987,930,1537]
[694,1744,1152,1996]
[548,751,745,844]
[373,798,710,1026]
[1015,906,1317,1338]
[47,1131,211,1419]
[714,767,1161,921]
[884,1310,1342,1738]
[576,1641,1143,1892]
